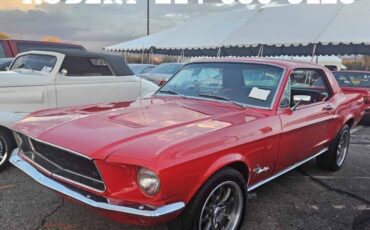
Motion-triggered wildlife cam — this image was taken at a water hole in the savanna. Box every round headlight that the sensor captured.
[137,167,160,196]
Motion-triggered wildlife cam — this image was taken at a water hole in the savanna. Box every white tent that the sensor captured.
[105,0,370,57]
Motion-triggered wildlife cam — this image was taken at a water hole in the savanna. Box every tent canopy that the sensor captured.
[105,0,370,57]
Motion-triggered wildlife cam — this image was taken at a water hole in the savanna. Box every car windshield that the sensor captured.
[150,63,183,75]
[157,62,284,109]
[10,54,57,73]
[333,72,370,88]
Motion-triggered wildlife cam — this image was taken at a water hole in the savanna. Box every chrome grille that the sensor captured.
[17,133,105,192]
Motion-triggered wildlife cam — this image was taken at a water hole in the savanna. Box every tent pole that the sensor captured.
[258,45,264,57]
[261,45,264,57]
[141,49,145,64]
[180,49,184,62]
[311,44,317,62]
[150,48,154,64]
[217,47,222,57]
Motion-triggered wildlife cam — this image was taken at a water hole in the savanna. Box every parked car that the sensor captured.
[0,49,158,170]
[0,39,85,58]
[332,70,370,125]
[128,64,156,75]
[0,58,13,71]
[10,59,363,229]
[140,62,184,86]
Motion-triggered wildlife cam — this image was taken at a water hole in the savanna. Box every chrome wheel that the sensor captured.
[336,130,350,166]
[199,181,243,230]
[0,137,7,166]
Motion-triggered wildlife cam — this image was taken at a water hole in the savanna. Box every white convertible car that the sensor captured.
[0,49,159,169]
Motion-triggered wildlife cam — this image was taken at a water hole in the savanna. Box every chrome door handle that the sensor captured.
[322,105,334,111]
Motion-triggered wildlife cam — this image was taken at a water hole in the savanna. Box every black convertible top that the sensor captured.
[28,48,133,76]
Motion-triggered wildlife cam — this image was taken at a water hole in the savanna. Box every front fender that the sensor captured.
[183,153,248,203]
[0,112,29,129]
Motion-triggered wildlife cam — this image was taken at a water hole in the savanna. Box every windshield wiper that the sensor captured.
[198,93,245,108]
[157,90,186,98]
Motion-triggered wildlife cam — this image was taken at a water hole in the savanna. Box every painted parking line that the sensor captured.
[351,126,364,134]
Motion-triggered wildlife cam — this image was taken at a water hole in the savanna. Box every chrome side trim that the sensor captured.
[248,147,329,192]
[10,150,185,217]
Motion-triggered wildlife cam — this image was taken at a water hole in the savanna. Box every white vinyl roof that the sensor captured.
[106,0,370,56]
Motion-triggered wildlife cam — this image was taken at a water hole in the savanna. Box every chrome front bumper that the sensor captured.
[10,149,185,218]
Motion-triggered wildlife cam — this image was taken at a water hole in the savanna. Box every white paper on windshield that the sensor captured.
[249,87,271,101]
[41,66,52,74]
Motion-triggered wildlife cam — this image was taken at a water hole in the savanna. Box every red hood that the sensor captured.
[13,96,268,165]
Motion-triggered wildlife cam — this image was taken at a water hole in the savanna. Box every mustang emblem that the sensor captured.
[253,166,270,175]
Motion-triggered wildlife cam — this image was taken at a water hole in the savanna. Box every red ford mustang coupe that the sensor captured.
[11,59,364,230]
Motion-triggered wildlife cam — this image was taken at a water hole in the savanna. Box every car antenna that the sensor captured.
[139,73,143,102]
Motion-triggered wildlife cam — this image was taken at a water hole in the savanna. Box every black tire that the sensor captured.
[0,128,16,171]
[316,125,350,171]
[168,167,247,230]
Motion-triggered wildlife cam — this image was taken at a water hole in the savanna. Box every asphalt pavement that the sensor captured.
[1,126,369,230]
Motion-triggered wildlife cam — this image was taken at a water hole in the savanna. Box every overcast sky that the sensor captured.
[0,0,288,50]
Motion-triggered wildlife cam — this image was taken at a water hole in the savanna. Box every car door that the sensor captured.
[275,69,335,172]
[55,56,120,108]
[0,52,60,113]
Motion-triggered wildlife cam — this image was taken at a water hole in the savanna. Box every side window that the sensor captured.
[0,43,6,58]
[280,69,331,108]
[60,56,114,76]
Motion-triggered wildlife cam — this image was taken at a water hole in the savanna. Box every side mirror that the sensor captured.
[60,69,68,76]
[5,67,9,71]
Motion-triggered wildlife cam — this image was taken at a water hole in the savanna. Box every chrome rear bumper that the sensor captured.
[10,149,185,218]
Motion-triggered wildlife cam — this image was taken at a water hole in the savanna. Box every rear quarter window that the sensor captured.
[60,56,114,76]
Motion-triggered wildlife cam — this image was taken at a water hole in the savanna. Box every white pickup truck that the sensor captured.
[0,50,159,169]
